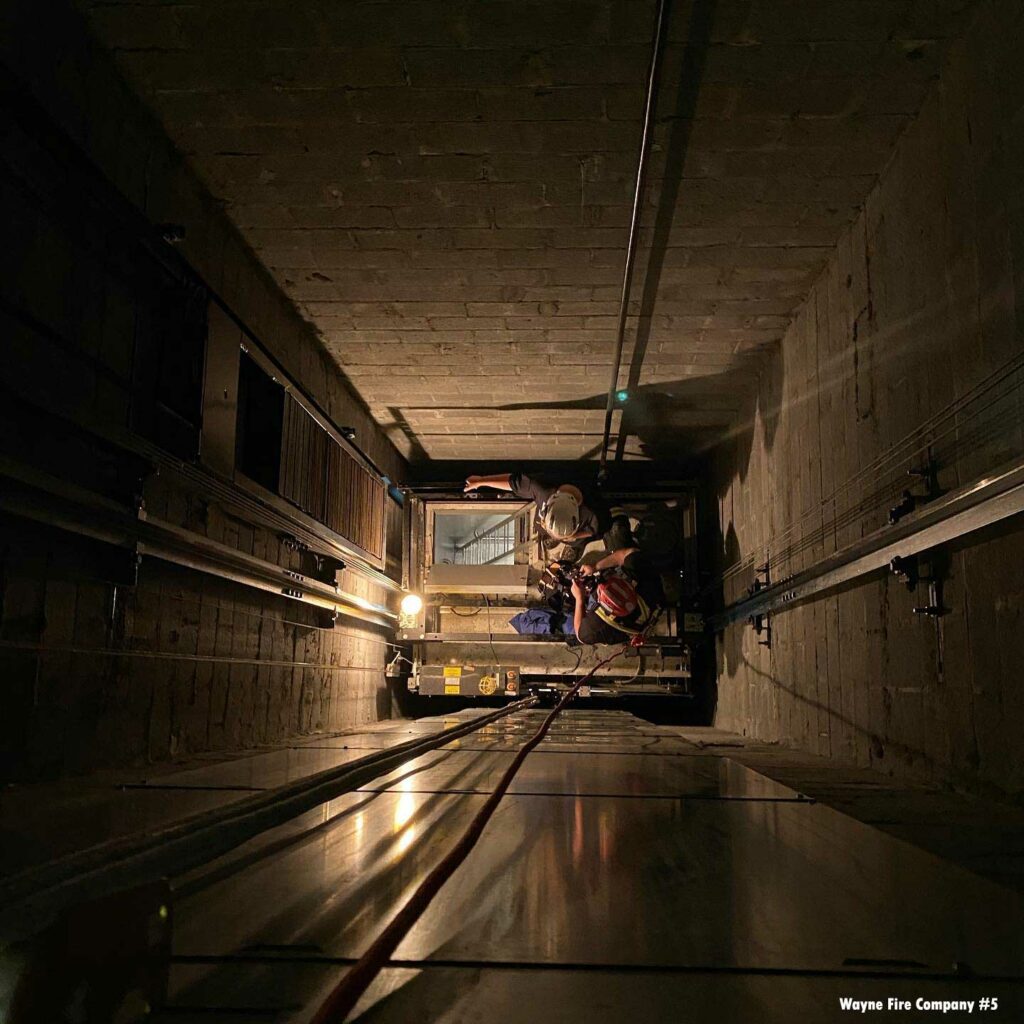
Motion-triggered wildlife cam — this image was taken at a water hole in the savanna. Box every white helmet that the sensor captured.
[541,490,580,539]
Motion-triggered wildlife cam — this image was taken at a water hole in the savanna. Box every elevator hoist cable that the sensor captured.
[306,644,630,1023]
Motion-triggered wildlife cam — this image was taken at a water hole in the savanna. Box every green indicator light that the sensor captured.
[616,389,629,402]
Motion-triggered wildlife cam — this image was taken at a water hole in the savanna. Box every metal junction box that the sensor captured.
[416,664,521,698]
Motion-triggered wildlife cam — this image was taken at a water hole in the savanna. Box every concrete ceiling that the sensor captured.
[79,0,977,463]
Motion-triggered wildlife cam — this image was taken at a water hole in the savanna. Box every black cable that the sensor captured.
[444,602,482,619]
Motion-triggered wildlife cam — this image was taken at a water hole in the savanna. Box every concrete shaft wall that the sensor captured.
[714,0,1024,799]
[74,0,977,461]
[0,0,406,779]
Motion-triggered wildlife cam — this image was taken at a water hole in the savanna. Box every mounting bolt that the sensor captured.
[157,223,186,244]
[889,555,919,590]
[889,489,916,525]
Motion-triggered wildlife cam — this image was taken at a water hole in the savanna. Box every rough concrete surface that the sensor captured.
[1,0,406,778]
[75,0,979,459]
[713,0,1024,800]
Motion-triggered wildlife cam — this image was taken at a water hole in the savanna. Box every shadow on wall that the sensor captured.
[758,338,785,454]
[695,340,785,609]
[704,340,785,493]
[712,600,962,782]
[693,342,785,721]
[702,519,743,682]
[392,365,765,467]
[385,405,430,462]
[617,0,719,460]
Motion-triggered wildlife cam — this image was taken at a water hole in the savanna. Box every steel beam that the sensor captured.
[0,458,396,627]
[410,632,684,649]
[712,458,1024,628]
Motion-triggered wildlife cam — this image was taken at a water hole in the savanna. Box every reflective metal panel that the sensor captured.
[154,708,1024,1023]
[362,749,795,801]
[171,788,1024,975]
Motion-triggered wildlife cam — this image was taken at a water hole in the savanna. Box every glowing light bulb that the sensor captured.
[616,389,629,402]
[400,593,423,616]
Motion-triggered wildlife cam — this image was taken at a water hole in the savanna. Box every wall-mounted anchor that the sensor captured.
[157,223,186,244]
[748,613,772,648]
[889,460,941,524]
[311,554,346,584]
[747,562,771,598]
[888,489,917,524]
[889,555,919,590]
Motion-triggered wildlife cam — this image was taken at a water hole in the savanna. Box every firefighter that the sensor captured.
[571,547,663,645]
[463,469,631,558]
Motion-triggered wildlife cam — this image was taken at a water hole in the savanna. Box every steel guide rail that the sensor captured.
[0,458,396,628]
[715,351,1024,591]
[711,458,1024,628]
[1,67,402,594]
[413,633,685,648]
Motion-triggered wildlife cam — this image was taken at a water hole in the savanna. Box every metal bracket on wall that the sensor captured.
[888,460,941,525]
[889,553,948,617]
[280,534,347,586]
[745,564,772,645]
[889,554,919,590]
[912,548,950,619]
[748,612,772,648]
[311,553,346,585]
[747,562,771,596]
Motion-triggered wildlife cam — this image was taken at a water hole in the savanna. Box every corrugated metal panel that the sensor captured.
[280,395,327,522]
[280,393,386,561]
[325,437,386,560]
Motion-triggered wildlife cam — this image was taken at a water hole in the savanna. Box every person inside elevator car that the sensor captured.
[572,547,663,645]
[463,469,633,560]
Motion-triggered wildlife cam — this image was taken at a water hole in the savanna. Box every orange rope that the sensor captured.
[308,646,628,1022]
